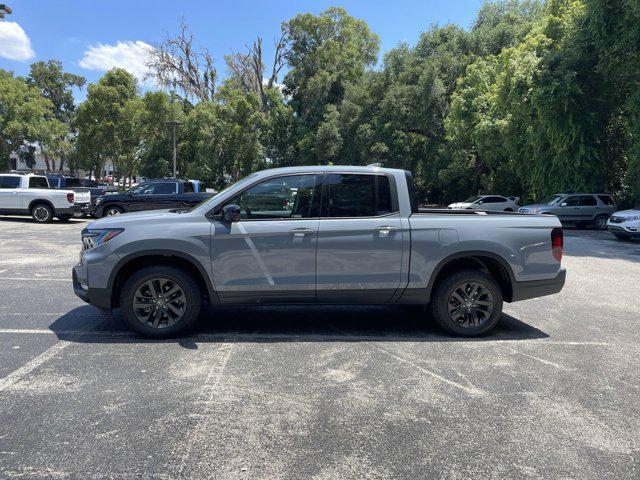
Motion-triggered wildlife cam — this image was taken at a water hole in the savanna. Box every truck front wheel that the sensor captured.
[430,269,503,336]
[120,266,202,338]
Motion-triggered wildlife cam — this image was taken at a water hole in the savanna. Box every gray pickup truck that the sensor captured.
[72,166,566,337]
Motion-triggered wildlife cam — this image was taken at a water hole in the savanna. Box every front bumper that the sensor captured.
[607,224,640,238]
[72,263,111,310]
[511,269,566,302]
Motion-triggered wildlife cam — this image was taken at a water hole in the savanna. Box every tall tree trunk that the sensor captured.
[43,155,51,171]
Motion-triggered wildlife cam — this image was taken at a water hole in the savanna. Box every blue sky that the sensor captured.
[0,0,484,101]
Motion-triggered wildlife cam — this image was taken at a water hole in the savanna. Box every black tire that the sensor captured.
[430,269,503,337]
[120,266,202,338]
[593,214,608,230]
[58,214,72,222]
[73,210,86,218]
[103,205,124,217]
[31,203,53,223]
[614,233,631,241]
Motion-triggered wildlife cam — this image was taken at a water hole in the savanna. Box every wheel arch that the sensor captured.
[108,250,218,309]
[426,251,515,303]
[28,198,55,213]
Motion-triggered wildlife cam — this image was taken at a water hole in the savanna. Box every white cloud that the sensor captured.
[0,22,36,61]
[79,40,154,84]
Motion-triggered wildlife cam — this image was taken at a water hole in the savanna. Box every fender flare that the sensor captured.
[108,249,219,306]
[424,250,516,300]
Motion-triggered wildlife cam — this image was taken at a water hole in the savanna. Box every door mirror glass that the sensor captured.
[223,204,241,223]
[560,202,567,207]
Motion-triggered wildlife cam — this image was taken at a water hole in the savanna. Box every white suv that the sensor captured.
[0,173,90,223]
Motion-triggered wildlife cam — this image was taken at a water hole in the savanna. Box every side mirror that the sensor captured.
[222,204,241,223]
[477,201,483,205]
[560,202,568,207]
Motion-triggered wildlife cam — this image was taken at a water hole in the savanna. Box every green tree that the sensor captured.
[0,69,61,170]
[283,7,379,163]
[75,68,139,180]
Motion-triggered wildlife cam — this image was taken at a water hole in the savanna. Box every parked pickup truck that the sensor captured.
[94,179,212,218]
[73,166,566,338]
[0,173,89,223]
[45,174,95,217]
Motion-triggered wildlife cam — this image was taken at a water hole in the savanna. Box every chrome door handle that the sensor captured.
[376,226,397,234]
[289,228,313,237]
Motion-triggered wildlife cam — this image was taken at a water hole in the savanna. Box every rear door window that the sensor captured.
[580,195,597,206]
[322,174,396,218]
[0,176,21,188]
[483,196,506,203]
[28,177,49,189]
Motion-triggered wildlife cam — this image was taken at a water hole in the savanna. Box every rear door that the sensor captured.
[316,173,405,303]
[210,174,321,303]
[0,176,21,209]
[479,196,508,211]
[578,195,598,221]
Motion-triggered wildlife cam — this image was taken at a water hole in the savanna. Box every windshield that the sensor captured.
[541,194,565,205]
[464,196,482,203]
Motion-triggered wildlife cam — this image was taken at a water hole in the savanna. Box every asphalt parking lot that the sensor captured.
[0,217,639,479]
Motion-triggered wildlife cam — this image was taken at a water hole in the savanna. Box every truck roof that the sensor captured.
[250,165,408,175]
[0,172,46,177]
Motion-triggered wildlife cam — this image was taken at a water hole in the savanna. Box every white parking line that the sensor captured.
[0,277,69,282]
[0,320,103,393]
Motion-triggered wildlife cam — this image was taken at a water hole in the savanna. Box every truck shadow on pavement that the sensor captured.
[49,304,549,346]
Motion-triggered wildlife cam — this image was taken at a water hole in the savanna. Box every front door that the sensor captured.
[557,195,581,221]
[316,173,405,303]
[210,174,321,303]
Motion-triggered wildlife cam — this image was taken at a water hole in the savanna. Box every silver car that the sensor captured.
[519,193,617,229]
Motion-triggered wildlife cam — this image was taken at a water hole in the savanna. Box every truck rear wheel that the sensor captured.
[430,269,503,336]
[31,204,53,223]
[120,266,202,338]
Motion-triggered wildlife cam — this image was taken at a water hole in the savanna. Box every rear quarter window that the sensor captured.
[28,177,49,189]
[597,195,614,206]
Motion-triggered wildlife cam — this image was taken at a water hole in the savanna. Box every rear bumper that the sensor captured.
[511,269,566,302]
[57,204,82,215]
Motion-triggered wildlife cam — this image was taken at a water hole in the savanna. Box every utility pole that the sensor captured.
[166,120,182,179]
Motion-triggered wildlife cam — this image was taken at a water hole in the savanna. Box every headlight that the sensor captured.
[81,228,123,250]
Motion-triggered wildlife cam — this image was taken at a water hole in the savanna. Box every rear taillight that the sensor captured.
[67,193,74,203]
[551,227,563,262]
